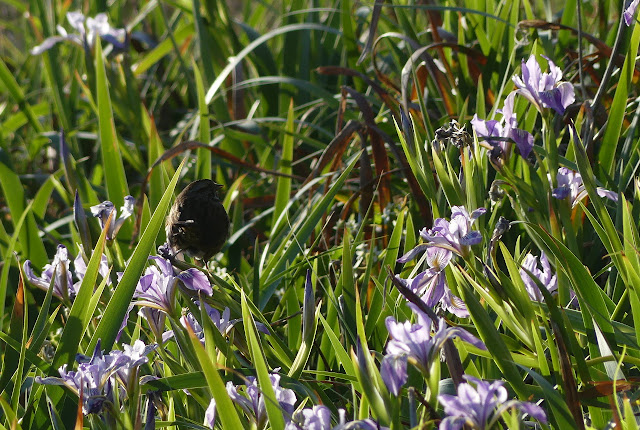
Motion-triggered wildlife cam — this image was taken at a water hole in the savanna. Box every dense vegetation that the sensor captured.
[2,0,640,428]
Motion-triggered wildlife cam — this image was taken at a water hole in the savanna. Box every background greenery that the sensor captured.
[1,0,640,428]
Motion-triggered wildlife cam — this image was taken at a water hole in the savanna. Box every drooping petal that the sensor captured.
[30,36,68,55]
[596,187,619,202]
[381,354,408,396]
[204,399,216,429]
[176,269,213,296]
[509,128,534,159]
[397,244,429,264]
[441,289,469,318]
[538,83,575,115]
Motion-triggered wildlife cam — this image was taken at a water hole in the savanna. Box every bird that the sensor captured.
[165,179,230,263]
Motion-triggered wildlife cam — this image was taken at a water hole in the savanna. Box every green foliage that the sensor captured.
[2,0,640,428]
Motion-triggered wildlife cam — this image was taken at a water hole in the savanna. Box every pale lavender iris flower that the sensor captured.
[382,305,485,393]
[181,303,237,344]
[438,375,547,430]
[398,207,485,263]
[519,252,558,302]
[420,206,486,256]
[512,55,575,115]
[285,406,387,430]
[73,245,111,291]
[133,256,212,314]
[226,371,296,428]
[551,167,618,207]
[23,244,74,301]
[35,339,156,415]
[396,248,468,317]
[90,196,135,241]
[471,92,534,158]
[380,354,408,397]
[31,11,126,55]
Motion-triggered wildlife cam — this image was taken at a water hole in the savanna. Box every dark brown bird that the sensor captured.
[165,179,230,263]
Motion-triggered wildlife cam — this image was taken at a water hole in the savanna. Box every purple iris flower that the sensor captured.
[398,206,485,263]
[382,305,485,392]
[180,303,237,344]
[420,206,486,258]
[625,0,640,25]
[35,339,155,415]
[286,405,332,429]
[107,339,157,390]
[226,370,296,428]
[285,406,387,430]
[30,11,127,55]
[551,167,618,207]
[471,91,534,158]
[139,307,172,343]
[512,55,575,115]
[396,248,468,317]
[133,256,212,314]
[519,252,557,302]
[438,375,547,430]
[24,245,114,303]
[23,244,75,301]
[90,196,135,241]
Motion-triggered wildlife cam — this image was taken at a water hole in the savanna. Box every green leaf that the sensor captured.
[186,316,244,429]
[598,22,640,178]
[270,99,295,237]
[0,162,48,267]
[193,61,211,180]
[0,57,43,134]
[260,153,360,306]
[517,365,577,429]
[132,22,195,76]
[95,39,129,207]
[242,292,286,430]
[205,23,342,104]
[457,268,530,398]
[0,199,35,339]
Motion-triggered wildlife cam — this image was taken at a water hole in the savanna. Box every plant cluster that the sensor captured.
[2,0,640,429]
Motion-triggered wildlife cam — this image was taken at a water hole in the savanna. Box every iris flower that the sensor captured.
[35,339,155,415]
[181,303,237,344]
[399,206,486,263]
[23,244,74,301]
[438,375,547,430]
[512,55,575,115]
[552,167,618,207]
[396,247,468,317]
[285,406,388,430]
[519,252,557,302]
[625,0,639,25]
[382,305,485,393]
[226,371,296,428]
[90,196,135,241]
[133,256,212,314]
[471,92,534,159]
[204,399,216,428]
[31,11,126,55]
